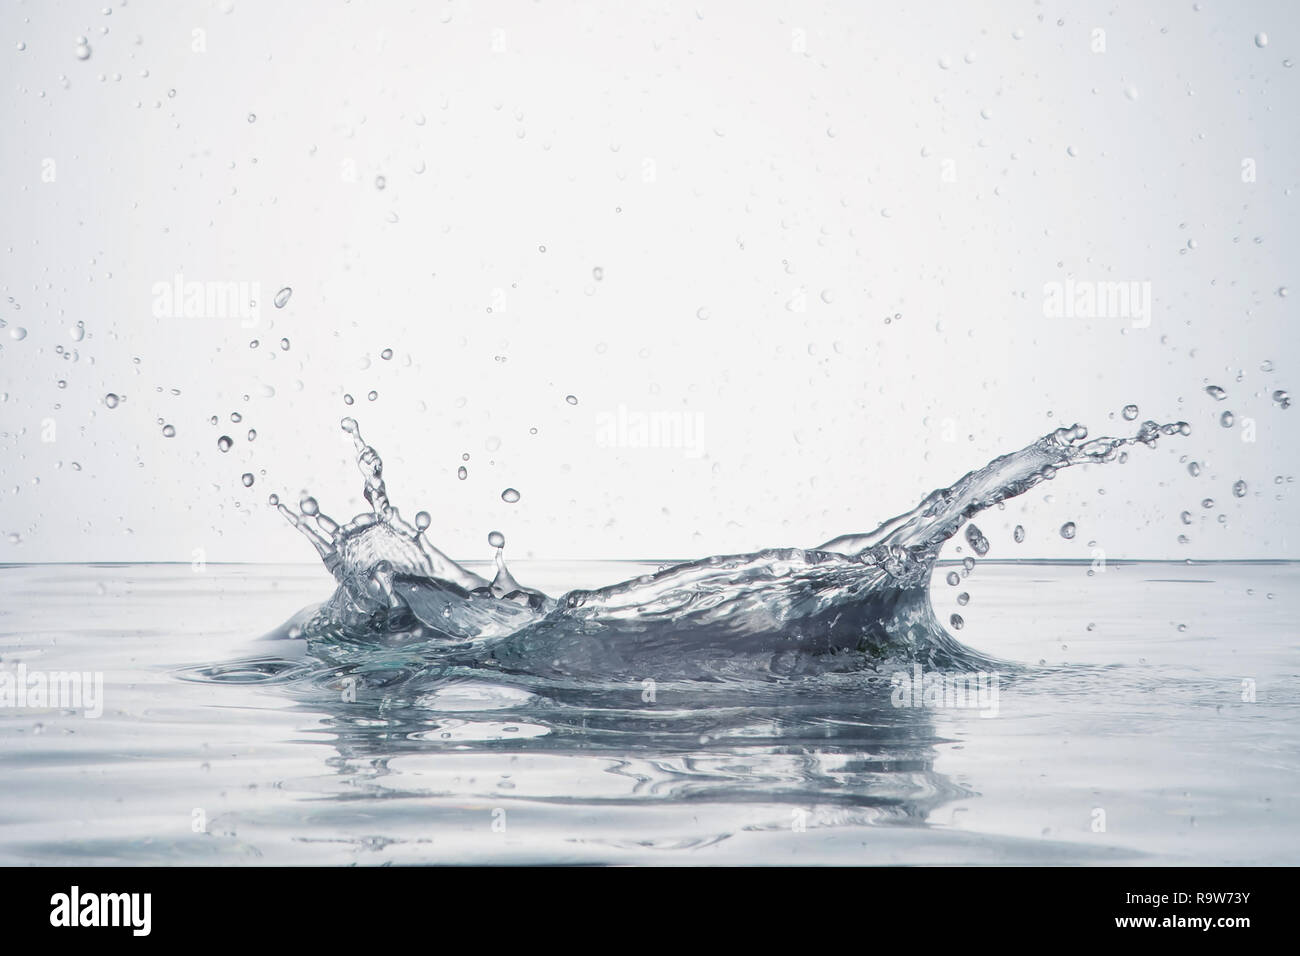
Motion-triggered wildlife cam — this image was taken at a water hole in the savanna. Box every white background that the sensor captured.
[1,0,1296,563]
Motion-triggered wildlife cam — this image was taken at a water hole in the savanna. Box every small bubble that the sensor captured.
[1059,521,1077,539]
[241,473,254,487]
[501,487,520,503]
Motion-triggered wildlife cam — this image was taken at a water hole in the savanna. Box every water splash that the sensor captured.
[271,418,1187,681]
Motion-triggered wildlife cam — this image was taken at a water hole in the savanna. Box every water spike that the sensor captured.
[277,502,335,560]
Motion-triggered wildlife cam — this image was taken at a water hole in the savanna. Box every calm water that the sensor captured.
[1,559,1295,865]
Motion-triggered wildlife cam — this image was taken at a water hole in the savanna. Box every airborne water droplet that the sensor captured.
[104,393,120,408]
[1205,385,1227,401]
[274,287,292,309]
[1255,32,1269,48]
[488,531,505,549]
[1220,410,1234,428]
[956,592,970,606]
[241,473,255,487]
[1060,521,1077,539]
[945,571,960,586]
[1273,389,1291,409]
[415,511,431,531]
[217,435,233,452]
[949,613,964,630]
[565,394,578,405]
[1122,404,1139,421]
[162,424,175,438]
[1188,461,1201,477]
[1233,480,1247,498]
[299,495,319,515]
[1013,524,1025,543]
[501,488,520,503]
[457,466,467,480]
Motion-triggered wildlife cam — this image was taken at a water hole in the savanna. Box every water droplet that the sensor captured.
[696,307,710,321]
[1122,404,1139,420]
[956,592,970,606]
[217,435,233,452]
[104,393,120,408]
[380,348,393,360]
[565,394,578,405]
[1059,521,1077,539]
[9,327,27,340]
[949,613,964,630]
[367,390,378,402]
[1188,461,1201,477]
[246,112,256,123]
[488,531,506,549]
[274,287,292,309]
[1201,498,1215,509]
[75,40,91,60]
[415,511,431,531]
[267,493,279,506]
[593,267,604,281]
[1273,389,1291,409]
[247,429,257,442]
[501,488,520,503]
[964,523,990,556]
[1205,385,1227,401]
[1220,410,1234,428]
[241,473,254,487]
[374,175,386,190]
[1180,510,1193,525]
[162,424,175,438]
[1013,524,1025,543]
[1255,32,1269,48]
[457,466,467,480]
[946,571,960,586]
[820,289,835,304]
[1233,480,1247,498]
[279,337,290,351]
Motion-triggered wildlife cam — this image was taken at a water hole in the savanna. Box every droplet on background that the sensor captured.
[1060,522,1077,539]
[1233,480,1248,498]
[104,393,120,408]
[1122,404,1139,421]
[273,287,292,309]
[565,394,578,405]
[217,436,233,452]
[241,473,254,487]
[501,488,520,503]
